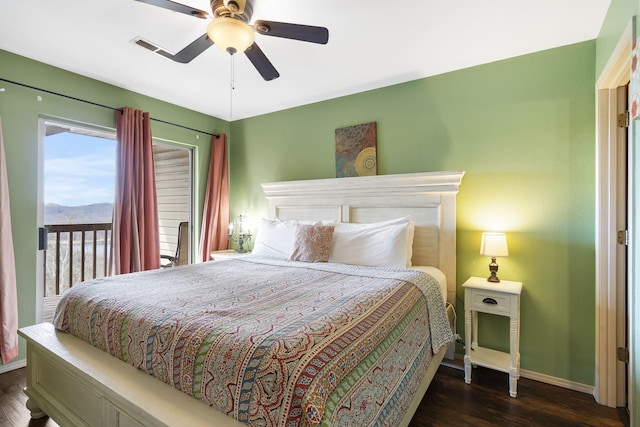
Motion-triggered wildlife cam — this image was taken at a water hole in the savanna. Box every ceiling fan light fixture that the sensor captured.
[207,17,254,55]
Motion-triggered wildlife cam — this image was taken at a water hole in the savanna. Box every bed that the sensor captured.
[19,170,464,427]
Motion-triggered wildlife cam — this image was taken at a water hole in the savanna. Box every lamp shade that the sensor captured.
[480,232,509,257]
[207,17,255,54]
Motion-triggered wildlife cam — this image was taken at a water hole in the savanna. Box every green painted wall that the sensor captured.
[0,49,229,366]
[595,0,638,77]
[230,41,597,385]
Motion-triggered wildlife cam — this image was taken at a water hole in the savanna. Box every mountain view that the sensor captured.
[43,202,113,297]
[44,202,113,224]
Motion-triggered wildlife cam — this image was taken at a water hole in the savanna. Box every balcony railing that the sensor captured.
[44,223,112,297]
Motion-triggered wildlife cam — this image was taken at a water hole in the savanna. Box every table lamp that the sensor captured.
[480,232,509,282]
[228,215,252,253]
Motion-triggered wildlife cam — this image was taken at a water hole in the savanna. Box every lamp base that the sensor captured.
[229,232,252,254]
[487,256,501,282]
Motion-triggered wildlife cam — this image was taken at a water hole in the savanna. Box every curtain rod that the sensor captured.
[0,77,218,137]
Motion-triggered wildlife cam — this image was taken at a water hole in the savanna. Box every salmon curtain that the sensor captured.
[0,115,18,363]
[198,134,230,262]
[111,107,160,274]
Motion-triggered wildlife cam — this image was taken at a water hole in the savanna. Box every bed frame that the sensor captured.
[19,170,464,427]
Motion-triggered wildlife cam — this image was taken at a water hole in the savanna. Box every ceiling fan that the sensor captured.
[134,0,329,81]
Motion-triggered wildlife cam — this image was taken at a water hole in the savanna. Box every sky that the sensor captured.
[44,132,116,206]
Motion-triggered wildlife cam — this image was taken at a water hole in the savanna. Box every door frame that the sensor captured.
[594,18,633,414]
[36,117,116,323]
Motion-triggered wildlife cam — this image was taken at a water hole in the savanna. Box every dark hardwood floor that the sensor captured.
[0,367,58,427]
[0,364,625,426]
[410,364,625,427]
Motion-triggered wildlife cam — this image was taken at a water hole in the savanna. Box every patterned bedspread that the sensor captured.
[54,257,453,426]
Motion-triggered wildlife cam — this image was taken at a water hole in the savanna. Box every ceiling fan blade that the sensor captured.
[134,0,210,19]
[244,42,280,81]
[255,20,329,44]
[171,33,214,63]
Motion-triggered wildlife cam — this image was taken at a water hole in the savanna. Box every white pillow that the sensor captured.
[406,219,415,267]
[252,218,317,260]
[329,216,414,268]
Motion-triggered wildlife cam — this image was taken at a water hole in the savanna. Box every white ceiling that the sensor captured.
[0,0,611,121]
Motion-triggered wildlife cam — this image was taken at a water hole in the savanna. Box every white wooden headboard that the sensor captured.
[261,171,465,305]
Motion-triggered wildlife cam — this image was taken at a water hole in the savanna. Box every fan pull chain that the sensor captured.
[229,54,235,120]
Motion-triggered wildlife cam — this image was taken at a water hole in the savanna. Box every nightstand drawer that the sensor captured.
[468,289,513,316]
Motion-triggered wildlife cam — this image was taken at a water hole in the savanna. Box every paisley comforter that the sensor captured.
[54,257,453,427]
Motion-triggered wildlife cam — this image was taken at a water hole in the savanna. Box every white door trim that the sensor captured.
[594,18,632,410]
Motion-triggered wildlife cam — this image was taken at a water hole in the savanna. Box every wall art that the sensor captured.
[335,121,377,177]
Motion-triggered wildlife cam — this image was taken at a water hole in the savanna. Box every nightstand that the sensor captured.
[210,249,252,261]
[463,276,523,397]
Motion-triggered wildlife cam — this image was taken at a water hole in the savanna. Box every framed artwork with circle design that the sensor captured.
[335,121,377,177]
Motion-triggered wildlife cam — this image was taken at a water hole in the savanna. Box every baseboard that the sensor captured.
[0,357,26,374]
[519,368,593,395]
[442,353,594,395]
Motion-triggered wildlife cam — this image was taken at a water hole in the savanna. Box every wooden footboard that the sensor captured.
[19,323,245,427]
[19,323,446,427]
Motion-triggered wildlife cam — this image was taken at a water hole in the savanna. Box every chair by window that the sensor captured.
[161,221,189,267]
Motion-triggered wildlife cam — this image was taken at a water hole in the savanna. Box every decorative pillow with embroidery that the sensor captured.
[289,224,335,263]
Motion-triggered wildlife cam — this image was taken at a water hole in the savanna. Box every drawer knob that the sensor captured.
[482,297,498,305]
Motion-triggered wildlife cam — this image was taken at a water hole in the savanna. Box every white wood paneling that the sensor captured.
[153,144,191,263]
[262,171,464,306]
